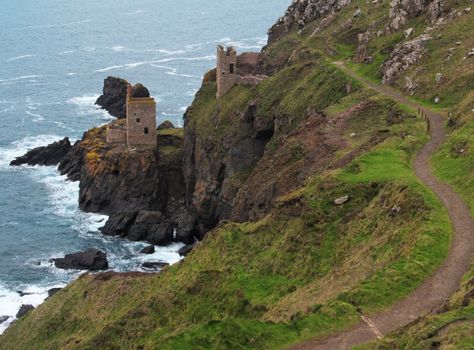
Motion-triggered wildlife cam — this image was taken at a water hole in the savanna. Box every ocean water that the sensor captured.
[0,0,289,333]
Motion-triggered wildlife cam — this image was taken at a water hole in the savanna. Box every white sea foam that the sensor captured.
[0,75,43,83]
[20,19,92,30]
[155,49,186,56]
[57,50,75,55]
[186,89,198,97]
[26,111,45,122]
[120,9,144,16]
[0,282,67,334]
[67,94,113,121]
[6,54,36,62]
[179,106,188,112]
[112,46,127,52]
[95,55,215,73]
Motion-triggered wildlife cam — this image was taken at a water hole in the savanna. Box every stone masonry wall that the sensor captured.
[126,98,157,146]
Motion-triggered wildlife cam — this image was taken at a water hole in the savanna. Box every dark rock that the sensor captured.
[157,120,175,130]
[16,304,34,318]
[141,261,169,269]
[0,316,9,324]
[143,222,173,245]
[95,76,129,118]
[100,212,138,237]
[135,211,163,224]
[10,138,72,166]
[58,139,84,181]
[47,288,62,298]
[140,245,155,254]
[51,248,108,271]
[100,212,173,246]
[17,291,33,297]
[178,244,194,257]
[131,83,150,98]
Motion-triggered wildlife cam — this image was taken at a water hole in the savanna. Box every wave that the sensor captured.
[19,19,92,30]
[6,54,35,63]
[112,46,127,52]
[120,10,144,16]
[95,55,215,73]
[0,75,43,83]
[57,50,75,55]
[26,111,45,122]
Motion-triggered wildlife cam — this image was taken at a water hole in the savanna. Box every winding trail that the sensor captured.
[287,62,474,350]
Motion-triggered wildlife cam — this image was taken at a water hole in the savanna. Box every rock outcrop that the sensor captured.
[99,211,175,245]
[51,248,108,271]
[10,138,72,166]
[16,305,34,318]
[381,34,432,85]
[95,76,129,118]
[267,0,351,44]
[140,245,155,254]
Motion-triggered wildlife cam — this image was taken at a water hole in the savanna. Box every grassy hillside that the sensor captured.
[0,76,451,349]
[361,76,474,350]
[2,0,474,348]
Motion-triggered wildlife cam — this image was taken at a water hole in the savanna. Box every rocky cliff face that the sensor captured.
[267,0,352,44]
[95,76,128,118]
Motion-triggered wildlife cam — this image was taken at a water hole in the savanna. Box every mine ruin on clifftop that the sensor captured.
[216,45,268,99]
[106,83,157,146]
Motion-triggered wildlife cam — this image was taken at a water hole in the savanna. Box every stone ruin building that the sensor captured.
[106,83,157,146]
[216,45,268,99]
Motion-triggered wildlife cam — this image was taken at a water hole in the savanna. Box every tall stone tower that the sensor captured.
[216,45,238,99]
[126,83,157,146]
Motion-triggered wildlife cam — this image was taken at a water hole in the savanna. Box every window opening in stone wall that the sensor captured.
[136,118,140,122]
[144,127,149,134]
[230,63,235,74]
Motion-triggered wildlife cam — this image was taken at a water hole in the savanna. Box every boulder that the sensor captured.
[334,195,350,205]
[16,291,33,297]
[51,248,108,271]
[100,212,138,237]
[140,245,155,254]
[10,138,72,166]
[47,288,62,297]
[141,261,169,269]
[178,244,194,256]
[131,83,150,98]
[16,304,34,318]
[95,76,129,118]
[0,316,9,324]
[157,120,175,130]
